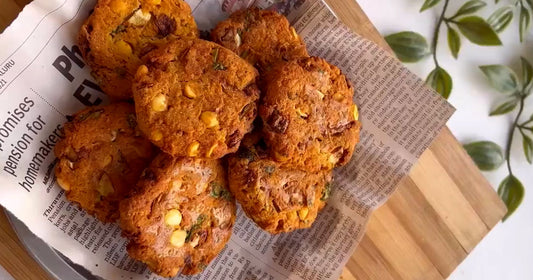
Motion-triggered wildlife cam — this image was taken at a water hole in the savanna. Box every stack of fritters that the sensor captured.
[54,2,360,277]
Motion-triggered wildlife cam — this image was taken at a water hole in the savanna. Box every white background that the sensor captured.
[357,0,533,279]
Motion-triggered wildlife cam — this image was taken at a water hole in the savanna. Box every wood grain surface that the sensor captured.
[0,0,507,279]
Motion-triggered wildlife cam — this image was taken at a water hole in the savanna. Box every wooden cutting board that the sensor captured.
[0,0,507,279]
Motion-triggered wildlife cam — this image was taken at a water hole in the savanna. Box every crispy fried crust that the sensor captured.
[78,0,198,99]
[211,7,308,73]
[133,38,260,158]
[228,133,332,234]
[119,154,236,277]
[259,57,361,172]
[54,103,155,222]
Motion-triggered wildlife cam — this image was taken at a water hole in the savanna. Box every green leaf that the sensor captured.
[519,7,531,43]
[453,1,487,18]
[385,31,430,63]
[321,183,331,201]
[420,0,441,12]
[447,27,461,59]
[498,175,525,221]
[490,97,519,115]
[463,141,505,171]
[479,65,520,93]
[488,6,514,33]
[523,133,533,163]
[209,182,233,200]
[521,57,533,91]
[456,16,502,46]
[426,67,453,99]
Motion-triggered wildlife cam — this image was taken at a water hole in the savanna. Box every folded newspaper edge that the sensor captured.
[0,0,455,279]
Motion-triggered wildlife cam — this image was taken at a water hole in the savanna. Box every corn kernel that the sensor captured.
[151,94,167,112]
[184,84,196,98]
[353,105,359,121]
[333,93,344,101]
[67,160,75,170]
[97,173,114,196]
[316,90,325,100]
[102,154,113,167]
[171,180,183,192]
[165,209,183,227]
[115,40,132,56]
[328,153,339,165]
[287,211,298,220]
[110,130,117,142]
[188,141,200,157]
[136,65,148,77]
[65,146,78,161]
[110,0,128,13]
[296,108,308,118]
[128,9,151,26]
[151,130,163,141]
[235,33,241,47]
[290,27,299,40]
[56,177,70,191]
[205,143,218,158]
[200,111,219,128]
[169,230,187,247]
[274,151,288,162]
[190,235,200,248]
[298,208,309,220]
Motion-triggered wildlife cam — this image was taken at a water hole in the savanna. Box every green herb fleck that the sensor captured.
[210,182,232,200]
[197,262,208,271]
[240,50,250,59]
[320,183,331,201]
[239,103,253,119]
[78,109,104,121]
[238,147,255,162]
[263,165,275,175]
[111,24,126,37]
[115,67,127,78]
[212,48,227,70]
[186,214,206,242]
[127,114,137,129]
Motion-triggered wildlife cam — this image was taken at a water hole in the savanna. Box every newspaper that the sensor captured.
[0,0,455,279]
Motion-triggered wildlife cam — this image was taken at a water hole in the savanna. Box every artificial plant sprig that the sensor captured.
[385,0,502,99]
[489,0,533,42]
[464,57,533,221]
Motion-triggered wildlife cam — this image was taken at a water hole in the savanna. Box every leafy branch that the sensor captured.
[385,0,502,99]
[385,0,532,221]
[489,0,533,42]
[465,57,533,221]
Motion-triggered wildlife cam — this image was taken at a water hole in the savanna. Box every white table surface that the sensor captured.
[357,0,533,279]
[0,265,14,280]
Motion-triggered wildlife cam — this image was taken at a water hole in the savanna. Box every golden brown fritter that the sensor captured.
[119,154,236,277]
[133,38,260,159]
[228,133,332,234]
[78,0,198,99]
[259,57,361,172]
[211,7,308,73]
[54,103,155,223]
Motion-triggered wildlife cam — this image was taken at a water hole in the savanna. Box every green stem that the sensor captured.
[506,96,526,176]
[520,118,533,126]
[431,0,451,68]
[518,124,533,131]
